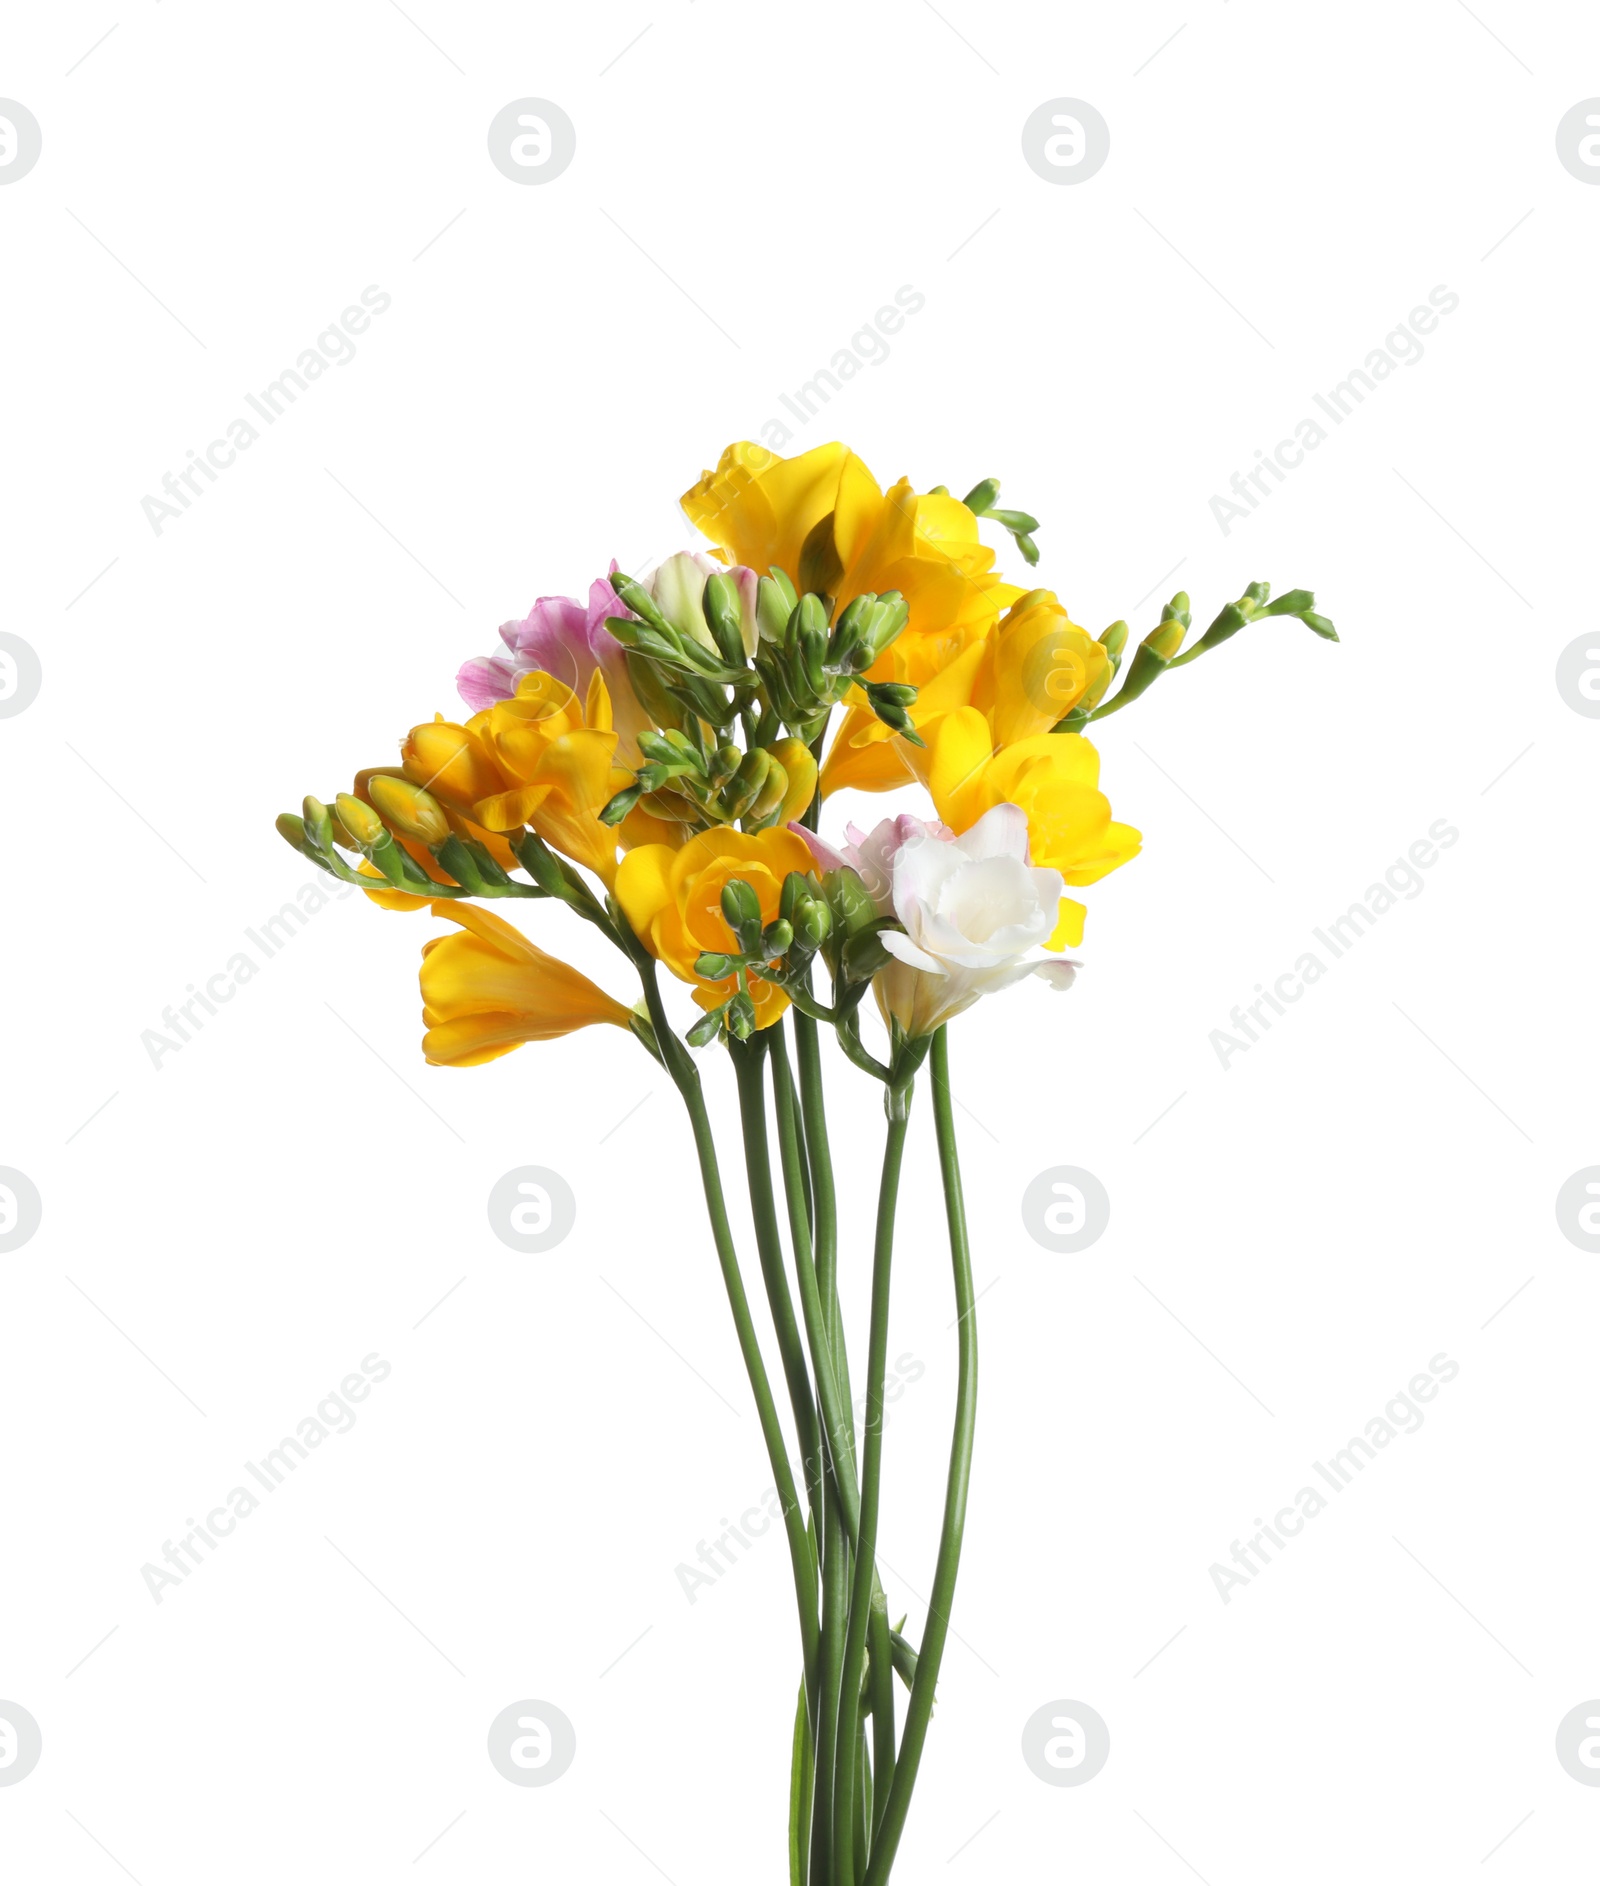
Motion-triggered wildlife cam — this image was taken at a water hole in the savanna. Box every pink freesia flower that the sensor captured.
[457,564,640,719]
[797,805,1077,1035]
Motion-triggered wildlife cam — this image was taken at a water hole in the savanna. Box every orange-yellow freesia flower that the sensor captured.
[419,902,633,1066]
[615,825,816,1027]
[928,709,1141,947]
[462,669,631,886]
[682,442,1022,683]
[820,589,1113,799]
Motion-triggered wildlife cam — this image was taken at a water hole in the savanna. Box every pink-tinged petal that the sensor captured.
[791,824,850,875]
[457,656,517,710]
[587,570,630,641]
[1031,959,1079,991]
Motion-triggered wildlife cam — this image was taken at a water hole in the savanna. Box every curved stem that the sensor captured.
[833,1094,911,1886]
[862,1027,976,1885]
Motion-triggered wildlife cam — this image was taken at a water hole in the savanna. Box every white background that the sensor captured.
[2,2,1597,1880]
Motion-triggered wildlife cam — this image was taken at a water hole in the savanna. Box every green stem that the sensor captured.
[632,959,819,1695]
[834,1092,912,1886]
[792,1013,843,1382]
[862,1027,976,1885]
[867,1591,896,1838]
[732,1035,824,1540]
[770,1029,860,1524]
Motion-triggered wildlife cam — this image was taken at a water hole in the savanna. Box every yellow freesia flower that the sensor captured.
[683,442,1022,682]
[820,588,1112,799]
[615,825,816,1028]
[460,669,632,886]
[419,902,632,1066]
[928,710,1141,947]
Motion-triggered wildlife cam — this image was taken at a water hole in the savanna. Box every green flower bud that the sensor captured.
[961,476,1001,514]
[695,951,736,980]
[514,830,570,897]
[824,867,878,938]
[797,898,832,949]
[727,1009,755,1042]
[686,1008,725,1048]
[301,796,335,852]
[702,570,750,667]
[762,918,794,957]
[720,748,768,820]
[757,575,794,643]
[748,752,789,823]
[1100,620,1128,662]
[720,877,763,950]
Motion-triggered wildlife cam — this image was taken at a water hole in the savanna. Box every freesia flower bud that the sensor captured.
[650,552,719,650]
[276,813,310,854]
[368,774,450,845]
[754,569,792,645]
[1100,620,1128,662]
[749,752,790,823]
[721,876,763,945]
[824,867,879,938]
[302,796,335,850]
[702,571,749,666]
[334,793,386,850]
[1142,619,1185,661]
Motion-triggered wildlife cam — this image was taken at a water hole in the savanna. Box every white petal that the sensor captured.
[1031,959,1079,991]
[952,801,1031,864]
[879,929,945,973]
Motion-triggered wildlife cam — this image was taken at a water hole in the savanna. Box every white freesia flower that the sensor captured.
[799,804,1077,1037]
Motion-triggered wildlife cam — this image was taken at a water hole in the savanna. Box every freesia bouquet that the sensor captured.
[276,441,1334,1882]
